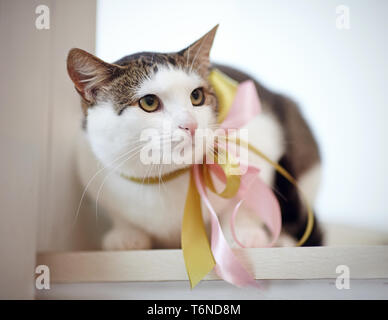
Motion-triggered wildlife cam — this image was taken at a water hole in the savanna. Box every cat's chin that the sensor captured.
[117,162,192,180]
[112,141,211,179]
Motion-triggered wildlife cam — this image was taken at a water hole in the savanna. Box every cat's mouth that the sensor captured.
[135,127,216,167]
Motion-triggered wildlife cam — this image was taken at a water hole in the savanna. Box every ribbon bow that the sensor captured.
[181,69,314,288]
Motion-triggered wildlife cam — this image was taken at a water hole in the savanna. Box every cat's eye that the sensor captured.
[138,94,160,112]
[190,88,205,106]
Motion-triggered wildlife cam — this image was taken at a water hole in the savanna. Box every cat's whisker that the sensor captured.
[139,160,156,194]
[157,163,163,195]
[158,166,169,205]
[72,143,146,227]
[94,144,145,224]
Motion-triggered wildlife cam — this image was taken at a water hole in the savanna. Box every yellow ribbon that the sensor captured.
[181,169,215,288]
[208,69,238,123]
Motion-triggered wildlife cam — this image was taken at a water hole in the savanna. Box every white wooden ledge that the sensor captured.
[36,246,388,283]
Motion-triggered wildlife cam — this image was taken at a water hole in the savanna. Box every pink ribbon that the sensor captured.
[193,80,282,287]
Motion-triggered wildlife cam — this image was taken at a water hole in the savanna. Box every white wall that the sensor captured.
[96,0,388,232]
[0,0,98,299]
[0,0,52,299]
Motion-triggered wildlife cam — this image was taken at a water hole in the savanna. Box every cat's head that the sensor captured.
[67,26,219,178]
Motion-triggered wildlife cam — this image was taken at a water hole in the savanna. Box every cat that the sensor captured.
[67,25,323,250]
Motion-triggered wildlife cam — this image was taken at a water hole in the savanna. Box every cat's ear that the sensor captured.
[67,48,120,103]
[181,25,218,75]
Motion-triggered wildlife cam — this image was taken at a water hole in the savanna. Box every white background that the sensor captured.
[96,0,388,232]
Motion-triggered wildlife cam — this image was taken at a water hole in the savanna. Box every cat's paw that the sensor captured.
[234,226,270,248]
[275,233,297,247]
[102,228,152,250]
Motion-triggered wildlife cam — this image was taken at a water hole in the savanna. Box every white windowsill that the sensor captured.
[37,245,388,283]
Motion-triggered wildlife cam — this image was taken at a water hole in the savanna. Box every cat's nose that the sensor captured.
[179,122,198,136]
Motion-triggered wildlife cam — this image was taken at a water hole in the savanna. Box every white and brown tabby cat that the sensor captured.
[67,26,323,250]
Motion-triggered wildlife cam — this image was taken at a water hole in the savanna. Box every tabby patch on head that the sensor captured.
[67,25,218,113]
[67,25,219,178]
